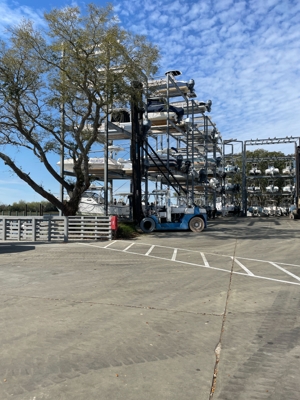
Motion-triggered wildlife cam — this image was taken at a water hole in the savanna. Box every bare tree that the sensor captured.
[0,3,159,215]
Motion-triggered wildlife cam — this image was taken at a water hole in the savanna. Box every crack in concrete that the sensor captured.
[209,239,238,398]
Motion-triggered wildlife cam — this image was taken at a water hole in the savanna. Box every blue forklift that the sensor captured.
[139,189,207,233]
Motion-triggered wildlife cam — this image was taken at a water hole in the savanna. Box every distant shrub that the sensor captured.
[116,222,139,239]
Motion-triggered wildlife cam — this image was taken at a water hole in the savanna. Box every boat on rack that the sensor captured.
[265,165,279,175]
[148,70,197,98]
[282,182,295,193]
[59,157,123,175]
[78,188,130,217]
[58,144,132,177]
[282,163,293,175]
[263,200,281,217]
[116,158,132,174]
[249,163,261,175]
[171,99,212,114]
[77,108,132,141]
[266,181,279,193]
[247,184,261,193]
[248,205,264,217]
[147,97,184,126]
[224,164,240,173]
[224,182,240,192]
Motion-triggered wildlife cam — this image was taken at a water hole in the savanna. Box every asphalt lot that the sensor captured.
[0,216,300,400]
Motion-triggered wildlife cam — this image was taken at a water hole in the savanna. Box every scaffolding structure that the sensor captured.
[242,137,300,215]
[60,71,300,221]
[142,71,223,217]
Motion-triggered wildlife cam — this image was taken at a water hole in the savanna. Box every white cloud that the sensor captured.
[0,0,45,31]
[0,0,299,205]
[186,2,210,18]
[2,0,298,147]
[213,0,235,13]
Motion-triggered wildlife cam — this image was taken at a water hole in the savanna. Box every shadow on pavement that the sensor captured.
[0,244,36,253]
[145,217,299,241]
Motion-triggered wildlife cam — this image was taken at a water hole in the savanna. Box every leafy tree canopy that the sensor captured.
[0,3,160,215]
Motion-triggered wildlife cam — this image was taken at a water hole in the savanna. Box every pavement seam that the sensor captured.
[209,238,238,398]
[216,291,300,398]
[0,293,224,316]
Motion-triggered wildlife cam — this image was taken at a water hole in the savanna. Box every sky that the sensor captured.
[0,0,299,204]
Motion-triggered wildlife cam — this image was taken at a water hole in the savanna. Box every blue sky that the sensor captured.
[0,0,300,204]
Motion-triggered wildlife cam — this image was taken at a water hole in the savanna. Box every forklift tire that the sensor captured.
[140,217,156,233]
[189,216,205,233]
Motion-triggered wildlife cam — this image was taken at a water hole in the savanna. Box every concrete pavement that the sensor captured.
[0,216,299,399]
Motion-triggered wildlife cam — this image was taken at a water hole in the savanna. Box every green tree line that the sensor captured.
[0,200,58,213]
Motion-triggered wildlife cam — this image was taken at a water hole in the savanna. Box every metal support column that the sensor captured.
[242,141,247,216]
[130,81,144,224]
[104,110,109,215]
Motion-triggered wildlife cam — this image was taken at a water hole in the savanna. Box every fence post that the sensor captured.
[1,217,6,241]
[32,217,37,241]
[48,218,51,241]
[64,216,68,243]
[18,219,21,241]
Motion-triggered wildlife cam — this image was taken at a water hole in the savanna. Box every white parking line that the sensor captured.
[118,250,243,275]
[233,256,300,268]
[172,248,178,261]
[232,257,255,276]
[145,245,155,256]
[123,243,134,251]
[200,252,210,267]
[103,240,117,248]
[76,242,300,286]
[269,262,300,281]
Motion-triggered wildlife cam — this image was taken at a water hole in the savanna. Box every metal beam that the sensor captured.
[245,137,300,145]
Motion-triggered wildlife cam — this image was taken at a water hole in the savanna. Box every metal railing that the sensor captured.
[0,215,112,242]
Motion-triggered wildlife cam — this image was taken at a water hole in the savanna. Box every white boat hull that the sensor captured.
[78,201,130,217]
[59,158,123,174]
[148,111,177,125]
[148,81,192,97]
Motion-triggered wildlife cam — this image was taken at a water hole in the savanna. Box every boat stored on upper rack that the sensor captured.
[224,181,240,192]
[282,182,295,193]
[247,185,262,193]
[148,70,197,98]
[170,99,212,115]
[266,181,279,193]
[81,108,132,140]
[208,177,221,191]
[147,153,178,171]
[147,97,184,126]
[265,165,279,175]
[249,163,261,175]
[224,164,240,173]
[59,157,123,174]
[282,163,293,175]
[58,143,132,176]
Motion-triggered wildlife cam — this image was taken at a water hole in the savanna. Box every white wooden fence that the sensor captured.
[0,215,112,242]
